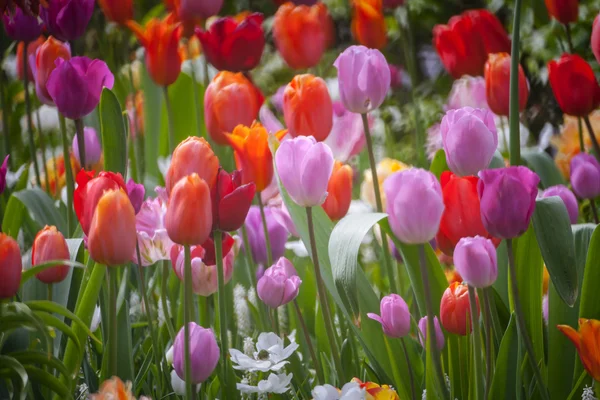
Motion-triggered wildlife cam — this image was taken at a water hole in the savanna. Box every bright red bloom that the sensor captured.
[548,54,600,117]
[200,233,235,266]
[484,52,529,116]
[196,13,265,72]
[212,169,256,232]
[440,282,479,336]
[544,0,578,24]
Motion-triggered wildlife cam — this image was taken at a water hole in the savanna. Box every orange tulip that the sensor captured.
[352,0,387,50]
[33,36,72,106]
[283,74,333,142]
[88,189,137,266]
[352,378,400,400]
[484,53,529,117]
[558,319,600,382]
[98,0,133,25]
[322,161,353,221]
[89,376,135,400]
[32,225,70,284]
[165,136,219,195]
[17,36,45,81]
[165,174,212,245]
[204,72,264,145]
[226,122,287,192]
[127,15,182,86]
[0,233,22,299]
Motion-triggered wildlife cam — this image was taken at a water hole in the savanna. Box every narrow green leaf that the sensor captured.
[430,149,449,180]
[578,224,600,319]
[140,62,162,179]
[26,300,101,344]
[490,315,518,399]
[24,366,71,397]
[521,149,566,189]
[99,88,127,175]
[116,300,135,382]
[33,312,81,353]
[8,350,71,384]
[20,260,86,286]
[1,194,26,238]
[0,355,27,400]
[12,188,66,234]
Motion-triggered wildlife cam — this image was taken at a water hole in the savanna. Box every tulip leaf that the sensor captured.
[532,197,578,306]
[489,150,506,169]
[430,149,449,180]
[20,259,86,286]
[140,62,163,180]
[0,355,28,400]
[99,88,128,176]
[521,148,566,189]
[490,314,519,399]
[7,188,67,235]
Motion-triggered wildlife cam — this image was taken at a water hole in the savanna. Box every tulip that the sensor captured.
[88,189,137,266]
[593,14,600,66]
[2,8,42,42]
[417,316,445,350]
[73,170,126,236]
[40,0,95,42]
[322,162,353,221]
[196,13,265,72]
[570,153,600,199]
[275,136,334,207]
[173,322,220,383]
[446,76,489,111]
[352,0,387,50]
[16,37,44,81]
[179,0,223,19]
[126,179,145,215]
[440,282,479,336]
[257,257,302,308]
[47,56,115,120]
[441,107,498,177]
[367,293,411,338]
[0,233,22,299]
[453,236,497,288]
[165,174,212,246]
[127,16,182,87]
[30,36,72,106]
[133,189,175,267]
[334,45,391,114]
[541,185,579,224]
[72,127,101,167]
[558,319,600,382]
[165,137,219,195]
[212,169,256,232]
[273,2,330,70]
[478,167,540,239]
[548,54,600,117]
[544,0,578,24]
[324,102,368,163]
[31,225,70,284]
[98,0,133,25]
[360,158,408,210]
[484,53,529,116]
[205,72,264,145]
[243,205,288,266]
[283,74,333,142]
[0,155,8,195]
[383,168,444,244]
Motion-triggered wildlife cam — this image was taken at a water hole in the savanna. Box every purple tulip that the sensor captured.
[570,153,600,199]
[72,127,101,167]
[453,236,497,288]
[441,107,498,177]
[383,168,444,244]
[271,85,286,113]
[541,184,579,224]
[47,57,114,120]
[243,206,288,266]
[367,293,411,338]
[478,166,540,239]
[324,102,367,163]
[126,179,146,215]
[418,316,445,351]
[173,322,220,384]
[40,0,94,42]
[275,136,334,207]
[257,257,302,308]
[445,76,489,111]
[334,45,391,114]
[2,8,42,42]
[179,0,223,19]
[0,155,9,194]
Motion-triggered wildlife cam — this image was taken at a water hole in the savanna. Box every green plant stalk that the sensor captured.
[306,206,345,385]
[583,116,600,161]
[564,24,574,53]
[215,230,232,396]
[128,64,144,182]
[241,224,256,286]
[188,41,204,140]
[590,199,599,224]
[183,245,196,399]
[400,338,417,400]
[468,285,484,400]
[578,118,585,156]
[74,118,86,169]
[34,109,50,193]
[59,113,75,234]
[163,86,176,153]
[257,192,273,267]
[509,0,523,166]
[107,268,118,378]
[361,113,397,294]
[481,288,494,400]
[161,260,176,341]
[506,239,549,400]
[22,42,42,187]
[0,71,11,164]
[293,299,324,384]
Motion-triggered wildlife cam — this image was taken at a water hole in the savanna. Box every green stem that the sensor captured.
[128,65,144,182]
[257,192,273,267]
[34,109,50,193]
[47,283,53,302]
[74,118,86,170]
[22,42,42,187]
[306,206,345,385]
[183,245,196,399]
[0,71,11,165]
[241,224,256,286]
[161,260,176,342]
[509,0,523,166]
[564,24,574,53]
[214,231,229,392]
[107,268,118,378]
[589,199,599,224]
[163,86,176,153]
[401,338,417,400]
[583,116,600,162]
[361,113,397,294]
[578,118,585,155]
[293,299,324,384]
[506,239,549,400]
[59,113,75,234]
[481,289,494,400]
[468,285,484,400]
[188,41,204,140]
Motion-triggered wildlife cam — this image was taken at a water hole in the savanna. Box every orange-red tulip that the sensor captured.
[204,72,264,145]
[544,0,578,24]
[283,74,333,142]
[32,225,70,284]
[165,136,219,195]
[32,36,72,105]
[226,122,287,192]
[165,174,212,245]
[0,233,22,299]
[484,53,529,116]
[88,189,137,266]
[16,36,44,81]
[98,0,133,26]
[440,282,479,336]
[322,161,353,221]
[352,0,387,50]
[558,319,600,382]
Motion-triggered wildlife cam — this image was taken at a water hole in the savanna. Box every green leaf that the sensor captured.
[99,88,127,175]
[24,366,71,397]
[579,224,600,319]
[8,350,71,385]
[0,355,28,400]
[6,188,66,235]
[532,197,577,306]
[521,149,566,189]
[116,300,135,382]
[20,260,86,286]
[429,149,449,180]
[490,315,519,399]
[33,312,81,354]
[26,300,101,344]
[1,194,27,238]
[140,62,163,179]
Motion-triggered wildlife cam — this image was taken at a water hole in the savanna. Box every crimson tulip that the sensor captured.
[212,169,256,232]
[548,54,600,117]
[544,0,578,24]
[199,233,235,266]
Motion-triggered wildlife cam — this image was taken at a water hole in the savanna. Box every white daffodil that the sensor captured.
[230,332,298,372]
[237,373,293,394]
[312,382,365,400]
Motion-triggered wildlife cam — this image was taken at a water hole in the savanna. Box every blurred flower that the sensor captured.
[0,155,8,195]
[126,178,145,215]
[322,162,353,221]
[485,53,529,117]
[243,205,288,266]
[89,377,135,400]
[551,112,600,178]
[212,169,255,232]
[540,185,579,224]
[72,127,102,168]
[32,225,70,284]
[312,381,365,400]
[173,322,220,383]
[40,153,78,197]
[237,373,293,394]
[230,331,298,372]
[0,233,22,299]
[179,0,222,20]
[548,54,600,117]
[446,76,489,111]
[388,64,404,89]
[417,316,445,350]
[30,36,71,106]
[570,153,600,200]
[40,0,94,42]
[454,236,497,288]
[360,158,408,210]
[2,7,42,41]
[257,257,302,308]
[558,319,600,382]
[440,282,479,336]
[593,14,600,65]
[98,0,133,25]
[352,0,387,50]
[126,91,144,139]
[165,136,218,195]
[270,198,299,237]
[367,293,411,338]
[324,102,368,163]
[16,37,44,81]
[133,188,174,266]
[542,294,549,324]
[544,0,578,24]
[352,378,400,400]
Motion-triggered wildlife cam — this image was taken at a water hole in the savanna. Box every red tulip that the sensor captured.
[212,169,256,232]
[544,0,578,24]
[548,54,600,117]
[200,233,235,266]
[440,282,479,336]
[484,52,529,117]
[196,13,265,72]
[32,225,70,284]
[0,233,22,299]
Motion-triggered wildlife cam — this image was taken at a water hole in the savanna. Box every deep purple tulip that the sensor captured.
[541,184,579,224]
[47,56,114,120]
[0,155,9,194]
[2,8,42,42]
[173,322,220,384]
[367,293,411,338]
[418,316,445,351]
[243,206,288,266]
[570,153,600,199]
[72,127,101,166]
[453,236,497,288]
[478,166,540,239]
[126,179,145,215]
[257,257,302,308]
[40,0,94,42]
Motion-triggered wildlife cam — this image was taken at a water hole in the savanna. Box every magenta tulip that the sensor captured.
[453,236,498,288]
[257,257,302,308]
[367,293,411,338]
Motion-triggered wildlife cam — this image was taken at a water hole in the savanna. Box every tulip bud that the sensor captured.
[244,206,289,266]
[275,136,335,207]
[334,46,391,114]
[173,322,220,384]
[126,178,145,215]
[16,37,44,82]
[441,107,498,177]
[440,282,479,336]
[593,14,600,66]
[367,293,411,338]
[165,174,212,246]
[257,257,302,308]
[72,127,102,167]
[548,54,600,117]
[204,72,264,145]
[98,0,133,25]
[418,316,445,350]
[446,76,488,111]
[478,167,540,239]
[166,137,219,195]
[212,169,256,232]
[569,153,600,200]
[352,0,387,50]
[32,226,70,284]
[40,0,95,42]
[544,0,578,24]
[383,168,444,244]
[541,185,579,224]
[2,8,42,42]
[32,36,72,106]
[322,162,353,221]
[484,53,529,117]
[283,74,333,142]
[0,233,22,299]
[453,236,497,288]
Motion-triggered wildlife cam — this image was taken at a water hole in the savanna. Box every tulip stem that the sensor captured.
[506,239,549,400]
[361,113,398,294]
[183,245,196,399]
[577,118,585,156]
[418,244,450,400]
[74,118,86,170]
[107,267,118,378]
[306,206,345,385]
[187,40,204,140]
[481,288,494,400]
[468,285,484,400]
[293,299,324,384]
[22,42,42,187]
[564,24,574,53]
[0,72,11,166]
[509,0,523,166]
[35,109,51,194]
[59,113,75,234]
[163,86,176,153]
[128,64,144,182]
[400,338,417,400]
[257,192,273,267]
[214,230,230,395]
[583,116,600,162]
[589,199,599,224]
[161,260,176,342]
